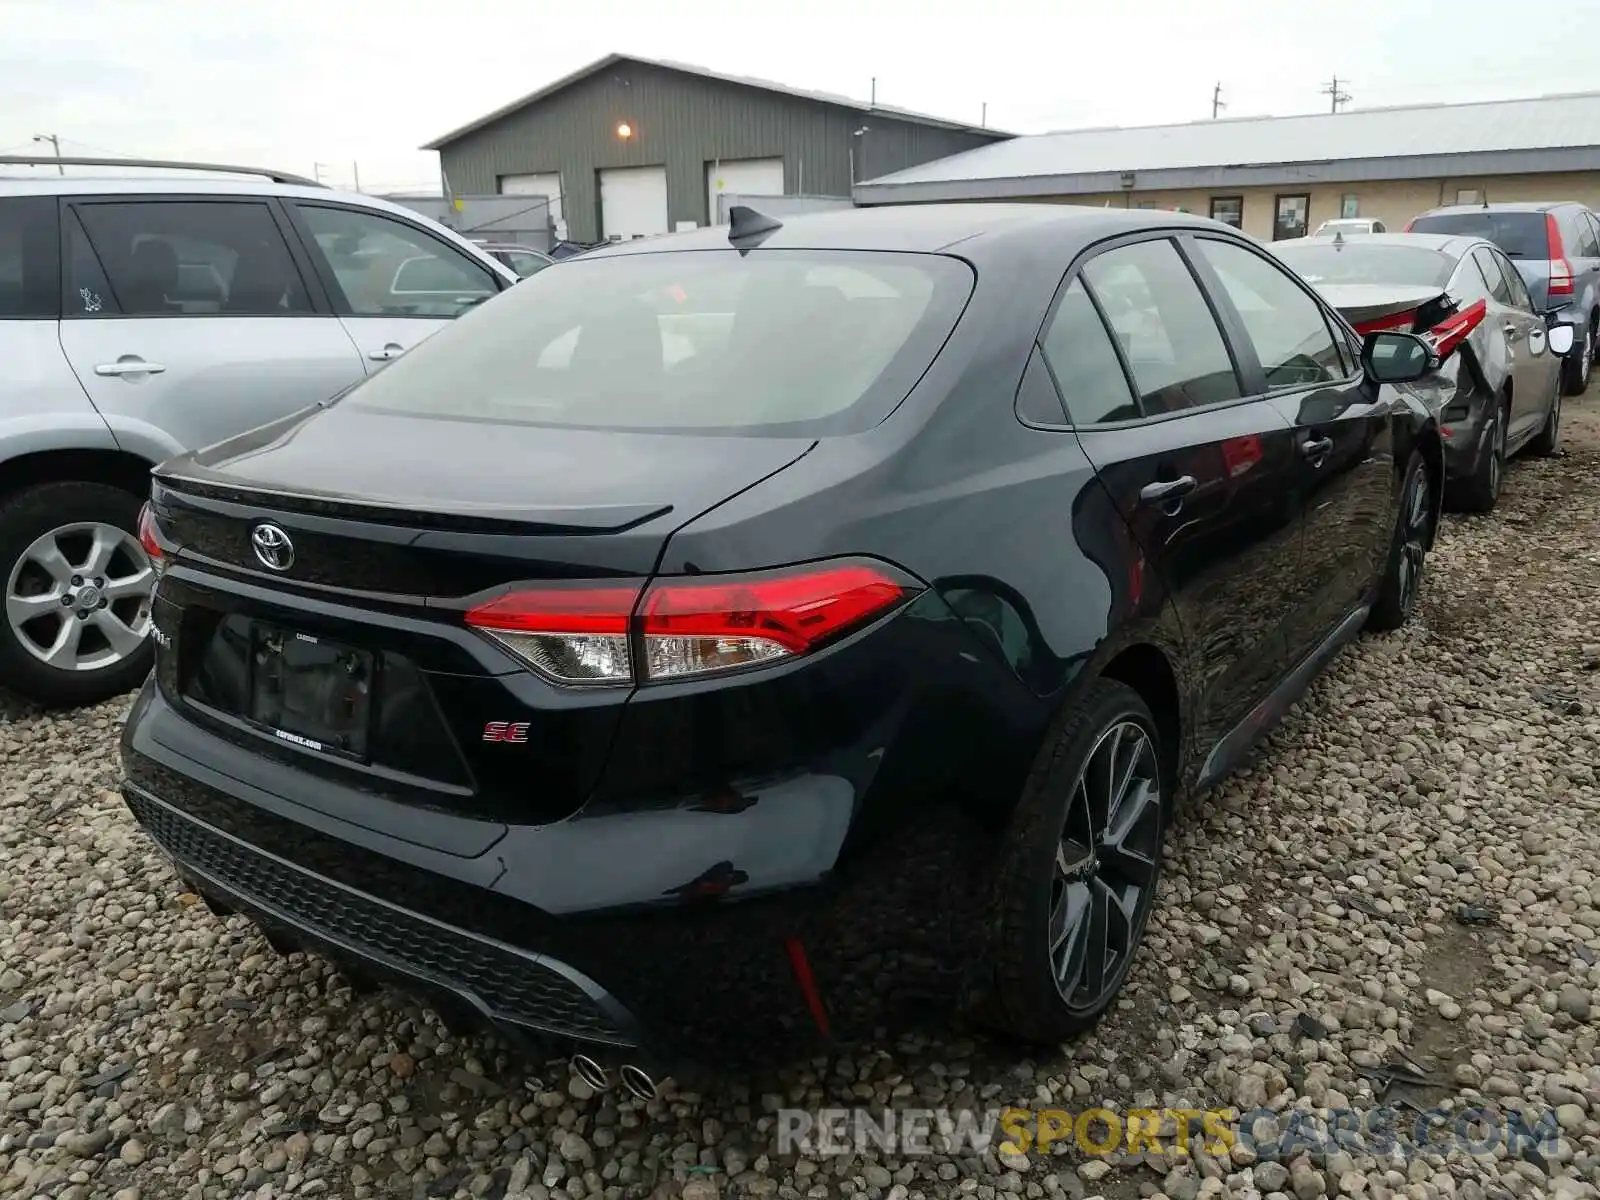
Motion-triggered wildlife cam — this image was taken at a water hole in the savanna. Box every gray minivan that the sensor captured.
[1407,201,1600,394]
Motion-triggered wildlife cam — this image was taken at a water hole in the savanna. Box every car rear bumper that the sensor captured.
[120,651,1036,1068]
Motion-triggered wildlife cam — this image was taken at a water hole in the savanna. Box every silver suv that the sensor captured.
[0,156,518,706]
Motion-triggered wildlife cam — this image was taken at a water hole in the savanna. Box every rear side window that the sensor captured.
[1195,238,1346,388]
[1571,211,1600,258]
[71,201,312,317]
[1409,211,1550,260]
[1472,248,1514,305]
[1039,280,1139,424]
[294,203,499,318]
[341,248,974,436]
[1079,239,1241,414]
[0,196,59,319]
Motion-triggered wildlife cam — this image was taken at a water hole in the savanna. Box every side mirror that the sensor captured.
[1362,330,1435,385]
[1547,322,1577,356]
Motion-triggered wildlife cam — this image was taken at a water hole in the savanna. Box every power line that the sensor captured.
[1321,76,1352,113]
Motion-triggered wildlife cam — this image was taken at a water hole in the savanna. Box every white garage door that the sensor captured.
[499,173,563,229]
[707,158,785,225]
[599,166,669,240]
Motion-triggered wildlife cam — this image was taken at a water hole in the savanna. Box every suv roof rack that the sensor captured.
[0,154,326,188]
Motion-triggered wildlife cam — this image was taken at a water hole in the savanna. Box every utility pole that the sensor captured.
[352,161,361,192]
[981,101,987,128]
[870,76,876,107]
[1321,76,1352,113]
[32,133,62,174]
[1211,83,1226,119]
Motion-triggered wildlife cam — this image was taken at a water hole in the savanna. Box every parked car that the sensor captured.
[122,203,1445,1081]
[1273,232,1572,511]
[0,156,519,707]
[1313,218,1386,236]
[1405,202,1600,394]
[472,241,555,279]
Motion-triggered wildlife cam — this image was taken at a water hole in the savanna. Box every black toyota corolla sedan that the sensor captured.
[123,203,1444,1089]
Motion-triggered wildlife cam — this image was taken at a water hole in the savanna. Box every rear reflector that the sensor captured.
[1547,213,1574,296]
[137,502,167,575]
[465,559,918,686]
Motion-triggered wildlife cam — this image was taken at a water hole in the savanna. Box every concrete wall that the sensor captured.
[1011,171,1600,241]
[435,60,1002,241]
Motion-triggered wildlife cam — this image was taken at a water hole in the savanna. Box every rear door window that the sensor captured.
[1491,248,1534,311]
[1571,211,1600,259]
[1472,248,1514,305]
[1409,211,1550,260]
[340,248,975,436]
[68,201,313,317]
[1039,279,1139,424]
[0,196,59,319]
[1079,238,1241,414]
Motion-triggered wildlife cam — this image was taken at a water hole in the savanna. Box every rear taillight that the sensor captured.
[137,502,166,576]
[1547,213,1574,296]
[1422,298,1487,359]
[1352,311,1418,336]
[464,560,918,687]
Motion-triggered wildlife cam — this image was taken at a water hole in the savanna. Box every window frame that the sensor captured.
[57,194,327,321]
[1184,231,1359,397]
[1489,245,1535,311]
[280,199,510,320]
[0,195,61,320]
[1208,196,1244,229]
[1471,246,1516,307]
[1582,211,1600,257]
[1272,193,1311,241]
[1025,228,1260,431]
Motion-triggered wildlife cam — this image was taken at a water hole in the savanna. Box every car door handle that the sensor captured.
[368,343,405,362]
[1300,436,1334,460]
[1139,476,1198,505]
[1503,323,1522,340]
[94,360,166,377]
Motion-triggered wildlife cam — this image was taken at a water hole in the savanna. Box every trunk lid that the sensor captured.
[149,403,816,830]
[155,402,817,593]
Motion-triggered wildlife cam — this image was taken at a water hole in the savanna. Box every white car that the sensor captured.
[0,154,518,706]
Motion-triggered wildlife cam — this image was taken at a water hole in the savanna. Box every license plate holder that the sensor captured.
[247,622,375,761]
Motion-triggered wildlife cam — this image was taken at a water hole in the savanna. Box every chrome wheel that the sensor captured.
[1048,720,1162,1014]
[5,522,153,672]
[1396,465,1430,616]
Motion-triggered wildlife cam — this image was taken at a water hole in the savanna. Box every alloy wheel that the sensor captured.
[1048,720,1163,1014]
[5,522,153,672]
[1396,465,1430,616]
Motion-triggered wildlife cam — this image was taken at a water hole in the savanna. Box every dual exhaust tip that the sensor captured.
[570,1053,659,1102]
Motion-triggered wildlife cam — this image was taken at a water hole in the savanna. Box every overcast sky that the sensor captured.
[2,0,1587,194]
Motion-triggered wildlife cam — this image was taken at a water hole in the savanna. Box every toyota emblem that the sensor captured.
[251,523,295,572]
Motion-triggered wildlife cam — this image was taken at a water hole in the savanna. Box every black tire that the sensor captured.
[1445,400,1504,513]
[1366,450,1431,633]
[1528,381,1562,458]
[1561,319,1592,396]
[987,678,1169,1045]
[0,481,154,708]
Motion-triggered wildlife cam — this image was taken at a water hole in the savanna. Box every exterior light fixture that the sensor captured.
[616,122,633,139]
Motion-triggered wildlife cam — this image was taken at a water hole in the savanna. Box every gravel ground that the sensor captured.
[3,397,1599,1200]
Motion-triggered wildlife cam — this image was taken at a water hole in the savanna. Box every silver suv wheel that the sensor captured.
[6,521,153,671]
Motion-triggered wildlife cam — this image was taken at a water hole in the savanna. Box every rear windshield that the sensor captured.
[1273,243,1455,288]
[1407,212,1550,259]
[342,248,974,436]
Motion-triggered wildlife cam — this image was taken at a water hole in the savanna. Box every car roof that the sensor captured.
[1415,201,1583,217]
[1275,231,1482,258]
[580,202,1233,260]
[0,174,437,222]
